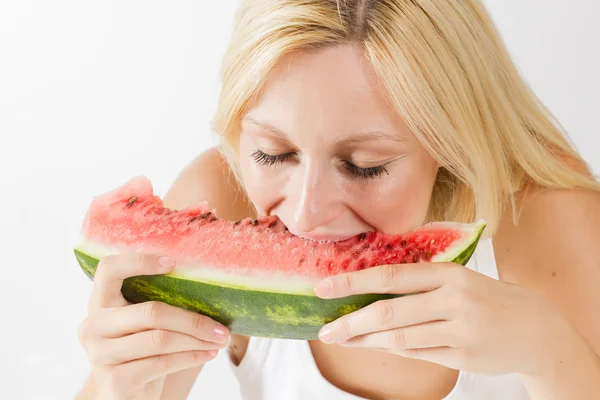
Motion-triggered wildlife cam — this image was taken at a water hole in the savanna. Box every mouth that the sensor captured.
[286,227,360,243]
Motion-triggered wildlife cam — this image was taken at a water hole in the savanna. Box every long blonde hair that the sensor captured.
[211,0,599,232]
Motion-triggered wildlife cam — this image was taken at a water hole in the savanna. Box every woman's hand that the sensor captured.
[314,262,575,377]
[78,253,230,400]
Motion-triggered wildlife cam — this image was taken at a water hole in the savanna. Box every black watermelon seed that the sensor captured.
[127,196,137,207]
[401,240,407,247]
[386,244,392,250]
[250,219,258,226]
[188,216,198,224]
[233,220,241,226]
[268,221,277,229]
[413,254,419,263]
[401,259,407,264]
[358,233,367,241]
[200,212,211,219]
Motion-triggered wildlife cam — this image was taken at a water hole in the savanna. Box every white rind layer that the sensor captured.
[74,236,319,295]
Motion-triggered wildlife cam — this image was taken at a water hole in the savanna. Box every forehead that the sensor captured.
[245,44,404,144]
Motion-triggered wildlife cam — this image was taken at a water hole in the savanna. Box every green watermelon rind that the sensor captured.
[73,221,485,340]
[430,219,486,264]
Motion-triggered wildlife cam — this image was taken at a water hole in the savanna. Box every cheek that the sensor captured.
[238,146,287,215]
[348,156,438,234]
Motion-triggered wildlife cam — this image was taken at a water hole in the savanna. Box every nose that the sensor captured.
[288,159,344,234]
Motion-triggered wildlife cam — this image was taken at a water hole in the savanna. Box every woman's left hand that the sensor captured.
[315,262,574,376]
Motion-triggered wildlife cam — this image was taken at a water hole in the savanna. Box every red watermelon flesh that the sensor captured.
[76,176,486,295]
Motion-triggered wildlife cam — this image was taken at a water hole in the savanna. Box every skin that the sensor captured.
[76,44,600,399]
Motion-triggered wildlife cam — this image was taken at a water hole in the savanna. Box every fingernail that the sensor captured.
[319,327,333,343]
[214,326,229,342]
[158,256,175,269]
[207,349,218,358]
[314,280,332,297]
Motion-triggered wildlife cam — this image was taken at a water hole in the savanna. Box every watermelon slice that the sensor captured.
[74,177,486,339]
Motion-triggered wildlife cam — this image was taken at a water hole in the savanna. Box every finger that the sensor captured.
[318,291,443,343]
[89,252,176,311]
[315,263,455,299]
[389,346,464,370]
[337,321,460,351]
[113,349,219,387]
[95,329,226,366]
[84,301,229,344]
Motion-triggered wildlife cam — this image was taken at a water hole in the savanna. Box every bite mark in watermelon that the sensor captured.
[74,177,486,339]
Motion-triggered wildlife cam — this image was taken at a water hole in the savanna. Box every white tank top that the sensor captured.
[229,238,531,399]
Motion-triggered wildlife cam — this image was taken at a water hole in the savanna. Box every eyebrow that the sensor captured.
[243,116,404,145]
[243,117,288,139]
[336,130,405,146]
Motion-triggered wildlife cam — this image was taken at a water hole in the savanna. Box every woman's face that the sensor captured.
[239,44,439,241]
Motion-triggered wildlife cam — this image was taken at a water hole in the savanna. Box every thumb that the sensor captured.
[88,252,175,312]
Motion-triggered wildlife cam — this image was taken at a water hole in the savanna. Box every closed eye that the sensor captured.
[250,150,294,165]
[342,161,389,180]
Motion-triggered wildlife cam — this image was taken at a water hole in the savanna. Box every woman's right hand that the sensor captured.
[77,253,230,400]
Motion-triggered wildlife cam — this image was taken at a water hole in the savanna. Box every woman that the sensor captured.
[75,0,600,399]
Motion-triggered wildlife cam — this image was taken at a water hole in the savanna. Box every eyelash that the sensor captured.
[342,161,389,180]
[251,150,293,166]
[250,150,389,180]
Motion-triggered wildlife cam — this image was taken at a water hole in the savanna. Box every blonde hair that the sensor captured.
[212,0,599,232]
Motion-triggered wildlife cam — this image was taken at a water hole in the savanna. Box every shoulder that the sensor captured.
[494,184,600,349]
[494,155,598,272]
[163,147,255,221]
[494,185,600,278]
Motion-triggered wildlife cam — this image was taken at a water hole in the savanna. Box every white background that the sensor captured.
[0,1,598,399]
